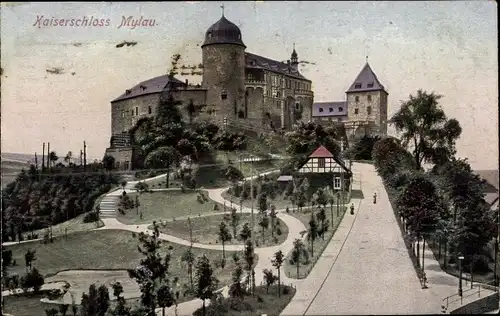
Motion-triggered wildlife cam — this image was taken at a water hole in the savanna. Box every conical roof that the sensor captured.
[346,63,386,93]
[202,15,245,48]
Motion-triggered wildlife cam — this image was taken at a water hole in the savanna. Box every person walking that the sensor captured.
[350,203,355,215]
[373,193,377,204]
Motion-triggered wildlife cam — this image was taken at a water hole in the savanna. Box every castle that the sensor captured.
[105,12,388,170]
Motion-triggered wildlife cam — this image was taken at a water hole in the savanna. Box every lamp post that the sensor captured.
[336,192,340,217]
[458,254,464,304]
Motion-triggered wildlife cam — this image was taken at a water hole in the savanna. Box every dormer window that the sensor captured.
[208,32,212,38]
[329,108,333,113]
[148,106,152,114]
[338,107,343,112]
[251,60,256,66]
[221,91,227,100]
[367,82,374,88]
[318,108,324,113]
[140,85,146,91]
[237,34,241,39]
[125,89,131,95]
[355,83,362,89]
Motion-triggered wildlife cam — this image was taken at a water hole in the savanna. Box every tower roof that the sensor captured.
[202,15,246,48]
[346,63,386,93]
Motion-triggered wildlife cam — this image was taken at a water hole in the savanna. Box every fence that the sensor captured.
[442,280,499,313]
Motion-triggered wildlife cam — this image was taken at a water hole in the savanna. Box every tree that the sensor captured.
[64,151,73,165]
[390,90,462,169]
[308,213,319,257]
[127,222,171,315]
[102,155,116,171]
[185,99,198,123]
[109,282,131,316]
[157,284,175,316]
[59,304,69,316]
[96,284,110,316]
[230,208,239,238]
[244,240,255,294]
[347,135,381,161]
[317,207,327,240]
[292,239,307,278]
[257,193,268,213]
[144,146,181,188]
[271,250,284,297]
[218,221,232,267]
[269,204,277,238]
[20,267,44,293]
[49,151,58,168]
[313,188,328,209]
[229,263,245,299]
[45,308,59,316]
[181,249,195,290]
[239,223,252,243]
[195,255,218,315]
[263,269,278,294]
[258,214,270,244]
[81,284,98,316]
[24,249,36,271]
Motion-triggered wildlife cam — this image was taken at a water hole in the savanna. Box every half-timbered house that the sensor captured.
[297,145,352,191]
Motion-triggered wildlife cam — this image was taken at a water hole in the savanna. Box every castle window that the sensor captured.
[338,107,343,112]
[131,110,134,116]
[367,106,372,115]
[148,106,152,114]
[319,108,324,113]
[367,82,374,88]
[295,102,300,110]
[238,34,241,39]
[135,107,139,116]
[238,110,245,118]
[125,89,132,95]
[355,83,362,89]
[368,95,372,102]
[221,91,227,100]
[208,32,212,38]
[355,96,359,102]
[276,91,281,98]
[354,108,359,115]
[329,107,333,113]
[318,158,326,168]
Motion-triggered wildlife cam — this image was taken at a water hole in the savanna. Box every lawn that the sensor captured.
[4,230,258,308]
[154,213,289,247]
[116,190,223,225]
[21,212,104,241]
[193,285,296,316]
[283,206,347,279]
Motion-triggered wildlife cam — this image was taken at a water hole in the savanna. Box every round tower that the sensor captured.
[201,12,246,121]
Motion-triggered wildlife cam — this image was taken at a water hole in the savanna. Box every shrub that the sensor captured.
[283,286,290,295]
[257,295,264,302]
[21,268,45,293]
[83,212,99,223]
[276,227,282,236]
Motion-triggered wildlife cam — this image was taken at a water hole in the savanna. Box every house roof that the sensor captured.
[346,63,386,93]
[485,193,499,206]
[112,75,184,102]
[245,52,310,81]
[309,145,334,158]
[475,169,499,192]
[312,101,347,117]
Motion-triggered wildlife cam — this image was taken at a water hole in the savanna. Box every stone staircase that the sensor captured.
[99,195,120,218]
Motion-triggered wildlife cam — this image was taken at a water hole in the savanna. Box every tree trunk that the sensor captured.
[202,300,206,316]
[444,241,448,268]
[262,228,265,244]
[277,269,281,297]
[296,261,300,279]
[189,265,193,289]
[166,165,171,188]
[311,240,314,258]
[322,220,325,240]
[162,307,165,316]
[438,236,442,260]
[422,237,426,274]
[416,240,420,264]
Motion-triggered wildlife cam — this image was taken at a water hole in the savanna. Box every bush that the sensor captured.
[21,268,45,293]
[83,212,99,223]
[257,295,264,302]
[283,286,290,295]
[276,227,282,236]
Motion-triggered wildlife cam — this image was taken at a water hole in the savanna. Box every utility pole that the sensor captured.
[80,150,83,167]
[83,141,87,171]
[47,142,51,169]
[42,142,45,171]
[34,152,38,170]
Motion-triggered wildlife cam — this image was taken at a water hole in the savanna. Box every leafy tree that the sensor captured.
[257,193,268,213]
[308,213,319,257]
[64,151,73,165]
[59,304,69,316]
[269,204,277,238]
[229,263,245,299]
[285,121,341,169]
[317,207,327,240]
[258,214,270,244]
[48,151,58,168]
[390,90,462,169]
[195,255,218,315]
[292,239,307,279]
[144,146,181,188]
[218,221,232,267]
[181,248,196,290]
[81,284,98,316]
[263,269,278,294]
[2,249,13,274]
[96,284,110,316]
[244,240,255,294]
[24,250,36,271]
[271,250,284,297]
[230,208,239,238]
[372,137,415,180]
[347,135,381,161]
[20,267,44,293]
[109,282,131,316]
[239,223,252,243]
[45,308,59,316]
[313,188,328,209]
[127,222,171,315]
[157,284,175,316]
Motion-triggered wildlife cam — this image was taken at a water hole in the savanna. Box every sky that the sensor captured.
[1,1,498,169]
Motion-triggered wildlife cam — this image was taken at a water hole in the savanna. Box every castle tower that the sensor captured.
[201,10,246,122]
[290,43,299,71]
[345,61,388,142]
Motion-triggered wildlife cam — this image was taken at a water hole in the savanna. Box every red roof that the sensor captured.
[309,145,334,158]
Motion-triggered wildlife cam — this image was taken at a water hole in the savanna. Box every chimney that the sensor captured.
[185,79,188,87]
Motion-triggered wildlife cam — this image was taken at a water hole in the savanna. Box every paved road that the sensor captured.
[283,162,441,315]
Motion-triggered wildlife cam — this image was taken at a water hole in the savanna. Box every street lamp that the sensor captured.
[458,254,464,304]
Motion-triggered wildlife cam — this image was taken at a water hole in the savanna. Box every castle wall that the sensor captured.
[170,89,208,122]
[202,44,246,121]
[111,93,159,135]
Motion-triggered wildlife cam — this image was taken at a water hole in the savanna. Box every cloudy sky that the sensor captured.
[1,1,497,169]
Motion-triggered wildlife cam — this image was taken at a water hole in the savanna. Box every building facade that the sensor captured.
[312,63,388,143]
[106,13,313,169]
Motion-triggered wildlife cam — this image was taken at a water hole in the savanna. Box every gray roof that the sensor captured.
[245,52,310,81]
[484,192,499,206]
[346,63,386,93]
[112,75,184,102]
[312,101,347,117]
[202,15,245,48]
[475,169,499,192]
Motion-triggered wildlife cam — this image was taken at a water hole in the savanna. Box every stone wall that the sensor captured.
[111,93,159,135]
[450,291,499,314]
[105,147,134,170]
[171,88,208,122]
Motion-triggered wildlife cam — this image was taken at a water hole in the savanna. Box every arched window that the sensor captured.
[338,107,343,112]
[329,107,333,112]
[208,32,212,38]
[319,108,324,113]
[221,91,227,100]
[367,106,372,115]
